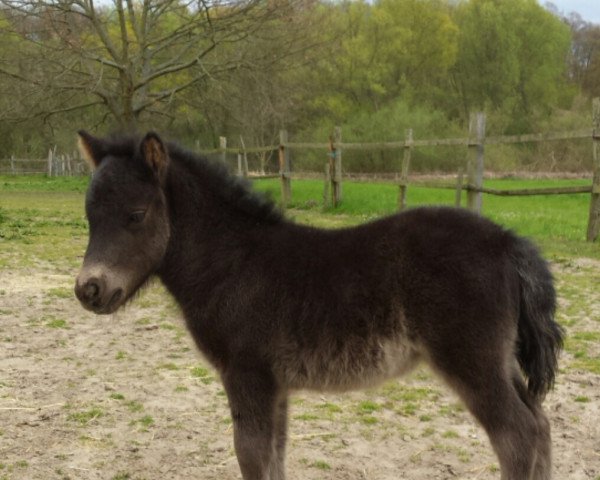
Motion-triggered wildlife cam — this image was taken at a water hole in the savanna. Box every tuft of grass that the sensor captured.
[130,415,154,430]
[317,402,342,414]
[360,416,378,425]
[397,403,418,417]
[574,396,590,403]
[45,318,68,329]
[68,407,104,425]
[294,413,319,421]
[357,400,381,414]
[159,322,177,330]
[190,365,214,384]
[158,362,180,371]
[138,415,154,427]
[47,287,73,299]
[311,460,331,470]
[112,473,131,480]
[126,401,144,413]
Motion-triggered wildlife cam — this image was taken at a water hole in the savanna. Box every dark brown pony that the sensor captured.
[74,131,563,480]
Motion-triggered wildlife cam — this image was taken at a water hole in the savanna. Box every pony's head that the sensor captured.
[74,131,171,314]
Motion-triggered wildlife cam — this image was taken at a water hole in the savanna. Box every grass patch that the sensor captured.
[310,460,331,470]
[130,415,154,430]
[138,415,154,427]
[574,396,590,403]
[317,402,343,414]
[112,472,131,480]
[254,177,600,260]
[67,407,104,424]
[360,415,378,425]
[126,400,144,413]
[190,365,214,384]
[158,362,180,371]
[357,400,381,414]
[294,413,319,421]
[45,318,68,329]
[47,287,73,299]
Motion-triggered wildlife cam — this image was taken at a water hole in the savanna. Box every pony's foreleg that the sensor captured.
[268,396,288,480]
[224,367,280,480]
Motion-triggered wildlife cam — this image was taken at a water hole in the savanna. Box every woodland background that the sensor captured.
[0,0,599,172]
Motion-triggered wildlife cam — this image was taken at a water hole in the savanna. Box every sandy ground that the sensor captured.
[1,262,599,480]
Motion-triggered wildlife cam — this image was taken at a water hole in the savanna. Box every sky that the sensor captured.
[545,0,600,24]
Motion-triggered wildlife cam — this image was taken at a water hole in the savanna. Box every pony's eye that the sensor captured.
[129,210,146,224]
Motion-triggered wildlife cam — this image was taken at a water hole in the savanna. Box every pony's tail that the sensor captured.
[512,237,564,400]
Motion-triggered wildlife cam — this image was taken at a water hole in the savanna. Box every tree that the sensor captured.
[450,0,571,130]
[0,0,306,128]
[565,13,600,98]
[296,0,458,129]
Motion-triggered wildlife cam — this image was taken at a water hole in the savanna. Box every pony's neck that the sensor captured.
[157,153,283,304]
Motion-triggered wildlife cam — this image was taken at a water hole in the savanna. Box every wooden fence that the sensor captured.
[0,149,87,176]
[1,98,599,241]
[200,98,600,242]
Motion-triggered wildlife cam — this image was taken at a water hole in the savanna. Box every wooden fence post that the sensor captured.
[587,97,600,242]
[279,130,292,207]
[237,153,243,177]
[329,126,343,207]
[10,155,15,175]
[219,136,227,165]
[239,136,249,178]
[455,168,464,207]
[323,161,331,208]
[398,129,413,210]
[47,149,53,177]
[466,112,486,213]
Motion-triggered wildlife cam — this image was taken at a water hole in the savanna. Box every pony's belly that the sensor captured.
[278,336,420,392]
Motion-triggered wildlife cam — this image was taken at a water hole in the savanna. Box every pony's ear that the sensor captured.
[77,130,106,169]
[140,132,169,183]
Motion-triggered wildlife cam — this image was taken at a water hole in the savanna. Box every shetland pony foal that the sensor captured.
[74,131,563,480]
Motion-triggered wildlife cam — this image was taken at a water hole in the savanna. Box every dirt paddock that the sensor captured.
[1,260,599,480]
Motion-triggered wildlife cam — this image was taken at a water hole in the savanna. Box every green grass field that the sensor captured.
[253,177,599,260]
[1,174,598,265]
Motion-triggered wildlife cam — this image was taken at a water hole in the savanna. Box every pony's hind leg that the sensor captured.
[511,370,552,480]
[430,356,543,480]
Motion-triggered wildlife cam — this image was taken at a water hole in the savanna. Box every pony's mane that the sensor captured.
[167,142,283,224]
[102,134,282,224]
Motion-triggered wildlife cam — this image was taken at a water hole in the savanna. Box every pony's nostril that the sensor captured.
[77,277,104,304]
[84,281,99,300]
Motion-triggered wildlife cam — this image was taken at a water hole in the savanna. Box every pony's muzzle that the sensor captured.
[75,273,123,314]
